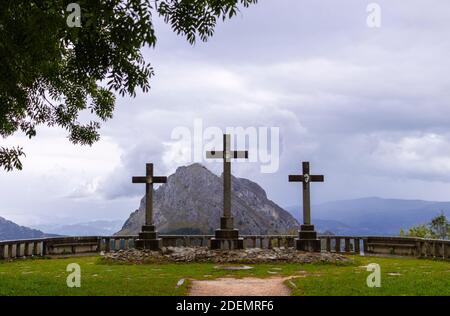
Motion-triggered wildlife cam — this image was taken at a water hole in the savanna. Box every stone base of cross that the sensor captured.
[210,217,244,250]
[135,225,163,250]
[296,224,321,252]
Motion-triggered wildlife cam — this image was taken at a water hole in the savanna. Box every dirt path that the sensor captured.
[188,277,292,296]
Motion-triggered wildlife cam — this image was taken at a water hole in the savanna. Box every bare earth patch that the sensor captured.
[188,277,292,296]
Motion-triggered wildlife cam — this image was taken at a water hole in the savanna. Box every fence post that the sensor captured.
[33,242,40,256]
[104,238,110,252]
[423,241,429,258]
[115,239,121,251]
[334,237,341,253]
[7,244,13,258]
[24,243,31,257]
[354,238,361,254]
[325,237,331,252]
[42,240,48,256]
[97,238,103,252]
[363,238,368,254]
[344,238,350,252]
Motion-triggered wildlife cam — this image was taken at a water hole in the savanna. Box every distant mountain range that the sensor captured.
[0,216,51,241]
[34,220,124,236]
[286,197,450,236]
[117,163,298,235]
[0,217,124,241]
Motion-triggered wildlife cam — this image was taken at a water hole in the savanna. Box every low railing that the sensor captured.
[1,235,449,260]
[0,236,103,259]
[160,235,297,249]
[0,238,45,259]
[320,236,364,254]
[364,236,450,258]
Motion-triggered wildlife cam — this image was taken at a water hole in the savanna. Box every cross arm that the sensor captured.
[132,176,148,183]
[152,176,167,183]
[132,176,167,184]
[206,151,248,159]
[288,175,304,182]
[231,150,249,159]
[288,174,324,182]
[310,175,324,182]
[206,151,224,159]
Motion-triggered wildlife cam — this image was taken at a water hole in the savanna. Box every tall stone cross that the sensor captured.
[132,163,167,226]
[206,134,248,249]
[288,162,324,225]
[206,134,248,220]
[288,162,324,251]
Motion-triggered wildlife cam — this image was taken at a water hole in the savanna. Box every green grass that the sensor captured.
[0,255,448,295]
[288,256,450,296]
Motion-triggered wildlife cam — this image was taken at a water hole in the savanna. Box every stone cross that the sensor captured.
[288,162,324,225]
[132,163,167,226]
[206,134,248,220]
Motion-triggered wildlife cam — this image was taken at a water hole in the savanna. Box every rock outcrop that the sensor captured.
[102,247,350,264]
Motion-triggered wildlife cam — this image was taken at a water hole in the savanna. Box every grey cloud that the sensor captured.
[97,138,167,199]
[89,0,450,206]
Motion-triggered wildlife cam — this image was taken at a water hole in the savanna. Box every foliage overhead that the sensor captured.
[0,0,257,171]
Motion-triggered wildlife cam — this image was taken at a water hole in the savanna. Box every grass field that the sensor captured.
[0,255,449,296]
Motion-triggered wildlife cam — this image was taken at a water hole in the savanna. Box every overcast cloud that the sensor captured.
[1,0,450,226]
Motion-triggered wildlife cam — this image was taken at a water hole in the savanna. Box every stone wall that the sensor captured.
[365,236,449,258]
[1,235,449,260]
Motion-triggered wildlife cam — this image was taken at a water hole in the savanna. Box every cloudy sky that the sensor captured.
[2,0,450,227]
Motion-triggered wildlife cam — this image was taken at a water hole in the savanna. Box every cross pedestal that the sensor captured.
[135,224,162,250]
[296,224,321,252]
[132,163,167,250]
[210,217,244,250]
[289,162,324,252]
[207,134,248,250]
